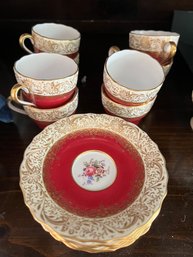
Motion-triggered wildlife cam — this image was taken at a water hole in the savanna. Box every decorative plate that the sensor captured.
[20,113,168,252]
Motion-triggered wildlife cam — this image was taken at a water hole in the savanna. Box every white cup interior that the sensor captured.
[130,30,180,37]
[33,23,80,40]
[14,53,78,79]
[106,50,164,90]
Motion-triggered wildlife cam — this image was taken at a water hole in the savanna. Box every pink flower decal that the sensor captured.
[80,159,110,185]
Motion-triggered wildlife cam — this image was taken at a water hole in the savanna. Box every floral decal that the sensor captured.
[80,159,110,186]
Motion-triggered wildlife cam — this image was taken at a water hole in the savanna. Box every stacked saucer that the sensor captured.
[19,114,168,253]
[102,48,165,124]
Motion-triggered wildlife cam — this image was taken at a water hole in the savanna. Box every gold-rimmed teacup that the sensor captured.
[19,23,81,64]
[10,52,78,109]
[103,47,164,105]
[8,88,79,129]
[129,30,180,66]
[101,84,156,124]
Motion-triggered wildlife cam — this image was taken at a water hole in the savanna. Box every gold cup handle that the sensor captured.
[19,33,34,54]
[108,46,120,56]
[162,41,177,65]
[10,83,36,106]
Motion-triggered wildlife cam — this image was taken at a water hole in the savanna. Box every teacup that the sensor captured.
[8,88,79,129]
[19,23,81,63]
[103,47,164,105]
[129,30,180,66]
[101,84,156,124]
[10,53,78,109]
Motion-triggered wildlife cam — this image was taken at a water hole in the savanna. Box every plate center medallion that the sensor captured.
[71,150,117,191]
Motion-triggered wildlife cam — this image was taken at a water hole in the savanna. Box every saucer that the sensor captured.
[43,128,144,218]
[20,113,168,252]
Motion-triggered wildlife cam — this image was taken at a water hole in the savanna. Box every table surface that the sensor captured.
[0,31,193,257]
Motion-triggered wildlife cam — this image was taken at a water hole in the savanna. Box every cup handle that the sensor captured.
[19,33,34,54]
[108,46,120,56]
[162,41,177,65]
[10,83,36,106]
[7,97,27,115]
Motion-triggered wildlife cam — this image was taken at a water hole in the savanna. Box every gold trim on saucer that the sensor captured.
[19,114,168,252]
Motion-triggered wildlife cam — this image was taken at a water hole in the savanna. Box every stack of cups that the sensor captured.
[8,22,81,129]
[19,23,81,64]
[9,53,79,129]
[101,47,165,125]
[129,30,180,76]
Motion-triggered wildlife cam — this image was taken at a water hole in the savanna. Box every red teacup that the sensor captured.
[101,84,156,125]
[8,88,79,129]
[103,48,164,105]
[129,30,180,66]
[10,53,78,109]
[22,88,76,109]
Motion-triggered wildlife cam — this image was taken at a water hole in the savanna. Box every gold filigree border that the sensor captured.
[19,114,168,250]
